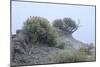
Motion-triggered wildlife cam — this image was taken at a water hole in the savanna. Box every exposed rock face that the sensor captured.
[11,29,87,66]
[56,29,85,49]
[11,44,61,66]
[11,30,61,66]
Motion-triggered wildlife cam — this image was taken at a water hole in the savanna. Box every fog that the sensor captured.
[12,1,95,43]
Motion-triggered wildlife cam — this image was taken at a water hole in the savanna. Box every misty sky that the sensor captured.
[12,1,95,43]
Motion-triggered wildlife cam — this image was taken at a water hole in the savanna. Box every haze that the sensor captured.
[12,1,95,43]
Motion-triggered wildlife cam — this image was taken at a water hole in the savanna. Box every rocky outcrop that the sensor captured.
[11,30,61,66]
[56,29,85,49]
[11,29,87,66]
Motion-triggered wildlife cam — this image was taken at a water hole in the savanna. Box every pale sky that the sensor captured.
[12,1,95,43]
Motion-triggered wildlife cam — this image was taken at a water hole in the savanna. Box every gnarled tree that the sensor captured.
[53,17,79,34]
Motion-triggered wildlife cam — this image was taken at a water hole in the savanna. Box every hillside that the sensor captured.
[11,29,95,66]
[11,17,95,66]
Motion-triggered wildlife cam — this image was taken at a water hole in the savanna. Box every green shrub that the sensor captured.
[79,47,89,55]
[79,43,95,55]
[56,42,65,49]
[53,17,79,34]
[79,44,95,61]
[22,16,58,47]
[53,19,63,29]
[50,50,88,63]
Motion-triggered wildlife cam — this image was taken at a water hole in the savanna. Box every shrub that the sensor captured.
[56,42,65,49]
[79,44,95,61]
[53,19,63,29]
[79,43,95,55]
[50,50,88,63]
[53,17,79,34]
[22,16,58,47]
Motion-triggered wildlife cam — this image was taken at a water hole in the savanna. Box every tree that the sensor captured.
[22,16,58,47]
[53,17,79,34]
[53,19,63,29]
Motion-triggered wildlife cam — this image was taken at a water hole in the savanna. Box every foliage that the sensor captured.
[56,42,65,49]
[53,17,79,34]
[22,16,58,47]
[53,19,63,29]
[50,43,95,63]
[79,43,95,55]
[50,50,88,63]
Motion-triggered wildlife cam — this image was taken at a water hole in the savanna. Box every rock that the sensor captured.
[11,29,94,66]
